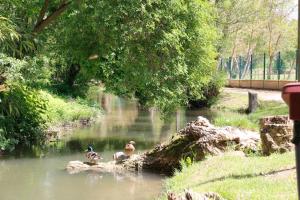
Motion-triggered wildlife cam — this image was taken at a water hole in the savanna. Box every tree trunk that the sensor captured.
[247,92,258,114]
[66,63,81,88]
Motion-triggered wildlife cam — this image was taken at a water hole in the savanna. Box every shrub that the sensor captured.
[188,72,226,108]
[0,84,47,151]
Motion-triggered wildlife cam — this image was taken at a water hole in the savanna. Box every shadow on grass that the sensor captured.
[193,167,296,187]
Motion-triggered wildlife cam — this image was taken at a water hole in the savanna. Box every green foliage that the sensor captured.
[189,72,226,108]
[40,90,101,125]
[0,54,53,87]
[0,16,19,44]
[50,0,218,112]
[0,0,45,57]
[0,85,47,151]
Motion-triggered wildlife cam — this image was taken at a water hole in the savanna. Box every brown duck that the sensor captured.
[124,141,135,157]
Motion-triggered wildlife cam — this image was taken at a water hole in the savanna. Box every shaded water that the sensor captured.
[0,93,215,200]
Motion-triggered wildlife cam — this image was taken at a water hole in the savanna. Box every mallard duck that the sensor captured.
[124,141,135,157]
[85,146,102,164]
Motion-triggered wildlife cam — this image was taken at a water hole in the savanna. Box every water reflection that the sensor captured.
[69,92,217,146]
[0,92,218,200]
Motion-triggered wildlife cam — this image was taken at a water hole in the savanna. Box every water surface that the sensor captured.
[0,93,214,200]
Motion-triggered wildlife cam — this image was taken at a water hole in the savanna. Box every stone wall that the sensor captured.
[227,80,296,90]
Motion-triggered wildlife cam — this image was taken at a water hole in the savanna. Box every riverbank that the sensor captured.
[159,151,296,200]
[41,90,102,141]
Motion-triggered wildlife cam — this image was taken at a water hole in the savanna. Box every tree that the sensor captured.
[216,0,297,80]
[46,0,219,111]
[0,0,219,112]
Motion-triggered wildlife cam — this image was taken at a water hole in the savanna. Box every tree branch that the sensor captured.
[33,0,71,34]
[36,0,50,26]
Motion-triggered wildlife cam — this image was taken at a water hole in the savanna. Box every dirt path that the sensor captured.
[224,87,283,102]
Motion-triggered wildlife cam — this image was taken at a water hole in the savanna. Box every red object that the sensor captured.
[282,83,300,120]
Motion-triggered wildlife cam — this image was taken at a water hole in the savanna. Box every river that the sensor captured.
[0,93,214,200]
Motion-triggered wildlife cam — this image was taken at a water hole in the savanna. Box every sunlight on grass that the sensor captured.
[213,111,257,130]
[40,90,102,125]
[160,152,296,200]
[211,90,289,131]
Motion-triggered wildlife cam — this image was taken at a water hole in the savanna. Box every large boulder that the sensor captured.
[260,116,293,155]
[141,116,259,175]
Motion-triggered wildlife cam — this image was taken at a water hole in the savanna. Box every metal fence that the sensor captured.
[218,51,298,81]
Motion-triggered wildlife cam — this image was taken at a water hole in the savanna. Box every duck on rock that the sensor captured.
[113,141,136,163]
[85,146,102,164]
[124,141,135,157]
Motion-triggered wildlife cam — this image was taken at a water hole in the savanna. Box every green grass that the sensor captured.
[159,152,296,200]
[211,92,288,131]
[40,90,102,125]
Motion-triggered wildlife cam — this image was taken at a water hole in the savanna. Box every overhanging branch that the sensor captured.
[36,0,50,26]
[33,0,71,34]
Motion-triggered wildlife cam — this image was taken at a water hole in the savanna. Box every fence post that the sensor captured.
[297,50,299,81]
[239,56,242,79]
[263,53,266,89]
[228,57,232,79]
[250,54,253,88]
[238,56,241,87]
[277,52,281,89]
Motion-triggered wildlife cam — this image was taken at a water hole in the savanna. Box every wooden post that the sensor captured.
[248,91,258,114]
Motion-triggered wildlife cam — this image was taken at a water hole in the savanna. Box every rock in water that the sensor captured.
[66,160,124,174]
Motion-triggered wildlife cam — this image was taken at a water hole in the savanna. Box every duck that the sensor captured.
[113,151,129,163]
[85,146,102,164]
[124,141,135,157]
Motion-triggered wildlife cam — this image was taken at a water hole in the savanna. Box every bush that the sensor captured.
[0,54,53,88]
[40,90,100,125]
[188,72,226,108]
[0,84,47,151]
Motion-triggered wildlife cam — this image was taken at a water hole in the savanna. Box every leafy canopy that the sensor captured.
[51,0,218,112]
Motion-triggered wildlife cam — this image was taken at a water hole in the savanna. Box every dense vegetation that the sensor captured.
[0,0,295,151]
[0,0,221,151]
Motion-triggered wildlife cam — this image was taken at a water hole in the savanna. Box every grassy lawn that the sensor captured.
[159,89,294,200]
[160,152,296,200]
[40,90,102,126]
[211,92,288,131]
